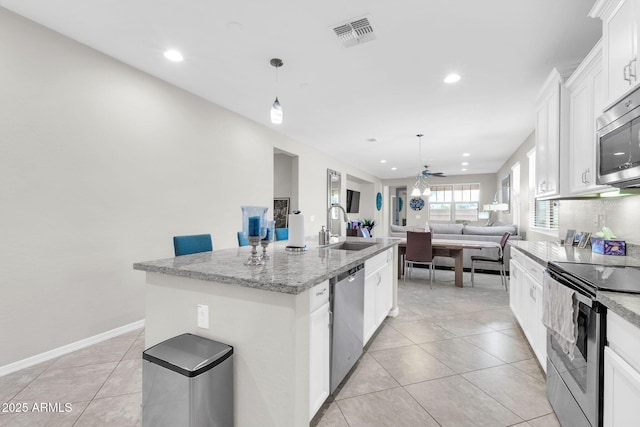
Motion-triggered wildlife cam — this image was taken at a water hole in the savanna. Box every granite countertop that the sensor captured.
[509,240,640,329]
[133,237,400,295]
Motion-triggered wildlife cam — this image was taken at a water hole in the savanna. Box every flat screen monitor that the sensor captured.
[346,189,360,213]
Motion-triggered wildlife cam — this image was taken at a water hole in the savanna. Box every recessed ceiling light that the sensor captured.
[380,160,387,163]
[461,162,469,166]
[462,153,470,157]
[444,73,461,84]
[391,167,397,171]
[461,168,467,172]
[614,152,625,156]
[164,50,184,62]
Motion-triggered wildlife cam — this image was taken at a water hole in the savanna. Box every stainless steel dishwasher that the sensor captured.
[330,263,364,393]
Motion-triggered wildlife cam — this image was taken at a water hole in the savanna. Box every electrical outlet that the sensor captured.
[415,215,421,219]
[197,304,209,329]
[593,214,599,227]
[310,215,315,222]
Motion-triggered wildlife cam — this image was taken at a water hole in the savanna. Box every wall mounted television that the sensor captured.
[346,189,360,213]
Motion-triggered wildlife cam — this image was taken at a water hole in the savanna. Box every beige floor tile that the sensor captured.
[463,308,519,331]
[462,364,553,420]
[369,345,454,385]
[312,402,349,427]
[337,387,439,427]
[420,338,505,373]
[511,358,546,382]
[527,413,560,426]
[95,359,142,399]
[463,331,535,363]
[499,326,528,340]
[335,353,400,399]
[405,375,523,427]
[0,401,89,427]
[388,319,456,344]
[49,336,137,370]
[74,392,141,427]
[434,317,496,337]
[13,362,116,404]
[366,324,413,352]
[122,336,145,361]
[0,360,54,403]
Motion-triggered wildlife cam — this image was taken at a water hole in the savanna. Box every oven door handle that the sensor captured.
[548,271,594,307]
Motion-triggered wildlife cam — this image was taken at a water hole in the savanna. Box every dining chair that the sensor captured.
[275,228,288,241]
[173,234,213,256]
[237,231,249,247]
[471,231,511,290]
[404,230,434,288]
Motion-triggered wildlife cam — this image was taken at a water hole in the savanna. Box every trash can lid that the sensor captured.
[143,333,233,378]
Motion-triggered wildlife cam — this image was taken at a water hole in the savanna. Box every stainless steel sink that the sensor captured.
[324,241,377,251]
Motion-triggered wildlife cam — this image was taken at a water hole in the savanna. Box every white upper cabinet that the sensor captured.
[591,0,640,108]
[535,67,574,198]
[565,40,612,195]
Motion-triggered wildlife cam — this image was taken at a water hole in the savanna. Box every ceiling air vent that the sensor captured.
[332,15,376,48]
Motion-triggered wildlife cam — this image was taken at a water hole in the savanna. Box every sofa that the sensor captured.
[389,223,522,272]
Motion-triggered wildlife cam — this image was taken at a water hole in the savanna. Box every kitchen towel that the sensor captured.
[288,213,306,248]
[542,273,579,360]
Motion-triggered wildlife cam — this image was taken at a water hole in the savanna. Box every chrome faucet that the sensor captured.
[327,203,350,238]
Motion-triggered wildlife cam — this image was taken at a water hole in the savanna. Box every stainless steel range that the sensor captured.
[546,262,640,427]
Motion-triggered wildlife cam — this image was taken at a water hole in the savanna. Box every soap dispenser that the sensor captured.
[319,226,328,245]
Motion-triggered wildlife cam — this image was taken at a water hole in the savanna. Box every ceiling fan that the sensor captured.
[411,134,445,197]
[419,165,446,178]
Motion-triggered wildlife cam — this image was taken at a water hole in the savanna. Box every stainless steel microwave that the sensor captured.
[596,86,640,188]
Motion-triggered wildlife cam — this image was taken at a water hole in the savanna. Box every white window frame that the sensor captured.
[528,150,559,233]
[428,183,480,222]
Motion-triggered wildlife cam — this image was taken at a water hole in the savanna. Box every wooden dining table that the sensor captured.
[398,238,502,288]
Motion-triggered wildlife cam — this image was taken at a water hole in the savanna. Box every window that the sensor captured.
[428,183,480,222]
[528,151,559,230]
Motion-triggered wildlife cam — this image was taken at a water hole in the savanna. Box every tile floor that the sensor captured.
[0,269,559,427]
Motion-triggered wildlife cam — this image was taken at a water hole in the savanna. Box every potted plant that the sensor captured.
[362,219,375,236]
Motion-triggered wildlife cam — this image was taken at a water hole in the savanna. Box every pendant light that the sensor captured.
[412,134,431,197]
[270,58,283,124]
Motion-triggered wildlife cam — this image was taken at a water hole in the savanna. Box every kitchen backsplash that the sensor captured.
[560,195,640,245]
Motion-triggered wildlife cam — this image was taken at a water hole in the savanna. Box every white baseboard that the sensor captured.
[0,319,145,377]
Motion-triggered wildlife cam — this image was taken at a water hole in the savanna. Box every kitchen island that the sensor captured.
[134,237,399,427]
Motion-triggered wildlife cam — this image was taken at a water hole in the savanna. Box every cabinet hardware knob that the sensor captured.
[316,288,327,296]
[624,64,631,83]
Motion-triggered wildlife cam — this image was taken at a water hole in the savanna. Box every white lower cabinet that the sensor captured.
[364,249,393,344]
[309,281,330,420]
[603,311,640,427]
[509,249,546,371]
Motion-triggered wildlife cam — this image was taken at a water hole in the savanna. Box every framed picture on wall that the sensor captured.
[274,198,290,229]
[501,174,510,213]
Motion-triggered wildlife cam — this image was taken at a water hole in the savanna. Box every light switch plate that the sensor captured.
[197,304,209,329]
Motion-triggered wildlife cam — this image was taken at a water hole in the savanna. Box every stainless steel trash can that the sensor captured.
[142,333,233,427]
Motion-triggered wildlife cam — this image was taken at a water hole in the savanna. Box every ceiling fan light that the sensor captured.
[422,187,431,196]
[411,187,421,197]
[270,97,283,124]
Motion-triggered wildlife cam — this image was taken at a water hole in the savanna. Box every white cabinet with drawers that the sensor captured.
[363,249,393,344]
[509,248,547,370]
[309,280,330,420]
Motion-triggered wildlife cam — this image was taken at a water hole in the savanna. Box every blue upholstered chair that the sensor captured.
[237,231,249,247]
[173,234,213,256]
[275,228,288,241]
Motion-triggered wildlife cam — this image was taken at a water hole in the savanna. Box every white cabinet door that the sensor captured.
[374,263,392,327]
[594,0,640,106]
[535,69,569,198]
[603,346,640,427]
[566,42,609,195]
[509,260,525,323]
[363,270,377,344]
[532,281,547,371]
[603,0,638,105]
[309,301,330,420]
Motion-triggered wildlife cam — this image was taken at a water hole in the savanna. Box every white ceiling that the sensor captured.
[1,0,601,180]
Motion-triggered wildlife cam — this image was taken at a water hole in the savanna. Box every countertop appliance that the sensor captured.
[596,85,640,188]
[546,262,640,426]
[329,263,364,394]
